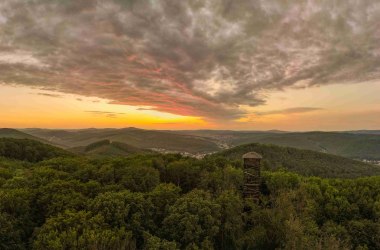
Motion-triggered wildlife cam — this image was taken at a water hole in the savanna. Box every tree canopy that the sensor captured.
[0,139,380,249]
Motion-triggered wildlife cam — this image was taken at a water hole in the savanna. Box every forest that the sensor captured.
[1,138,380,249]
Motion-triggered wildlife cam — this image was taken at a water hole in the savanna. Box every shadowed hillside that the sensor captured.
[0,138,72,162]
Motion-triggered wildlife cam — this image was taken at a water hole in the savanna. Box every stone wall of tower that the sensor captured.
[243,157,261,202]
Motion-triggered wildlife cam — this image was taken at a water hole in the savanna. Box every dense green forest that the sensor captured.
[1,139,380,249]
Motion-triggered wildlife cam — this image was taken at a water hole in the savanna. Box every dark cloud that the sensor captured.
[0,0,379,119]
[256,107,323,116]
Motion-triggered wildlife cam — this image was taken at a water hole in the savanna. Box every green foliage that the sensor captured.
[0,212,24,250]
[148,183,181,229]
[164,160,201,192]
[162,190,221,249]
[1,141,380,249]
[121,165,160,192]
[32,210,135,250]
[35,180,87,218]
[199,165,243,195]
[143,232,178,250]
[346,220,380,249]
[215,191,244,249]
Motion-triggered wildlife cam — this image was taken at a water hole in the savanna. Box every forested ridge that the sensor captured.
[0,139,380,249]
[0,138,72,162]
[69,139,152,157]
[212,143,380,178]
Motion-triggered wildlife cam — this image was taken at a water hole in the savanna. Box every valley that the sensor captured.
[0,128,378,161]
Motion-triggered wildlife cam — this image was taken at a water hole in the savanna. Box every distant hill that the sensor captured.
[11,128,380,159]
[0,138,72,162]
[176,130,380,160]
[346,130,380,135]
[70,139,151,156]
[226,132,380,160]
[0,128,65,147]
[0,128,44,140]
[211,143,380,178]
[23,128,220,154]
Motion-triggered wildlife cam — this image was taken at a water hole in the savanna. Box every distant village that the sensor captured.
[150,141,231,159]
[361,159,380,166]
[150,148,216,159]
[153,148,380,163]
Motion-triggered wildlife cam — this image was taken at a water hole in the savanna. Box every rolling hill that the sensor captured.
[175,130,380,160]
[0,138,72,162]
[4,128,380,160]
[0,132,378,178]
[70,139,151,157]
[23,128,220,154]
[0,128,65,147]
[347,130,380,135]
[210,143,380,178]
[0,128,45,141]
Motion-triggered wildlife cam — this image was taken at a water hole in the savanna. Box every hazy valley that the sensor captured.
[2,128,378,161]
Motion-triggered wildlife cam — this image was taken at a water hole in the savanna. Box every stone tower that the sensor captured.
[242,152,262,202]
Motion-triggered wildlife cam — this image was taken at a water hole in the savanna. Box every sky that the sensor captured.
[0,0,379,130]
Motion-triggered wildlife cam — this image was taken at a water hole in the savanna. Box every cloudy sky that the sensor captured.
[0,0,379,130]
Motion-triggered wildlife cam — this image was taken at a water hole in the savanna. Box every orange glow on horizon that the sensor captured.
[1,82,380,131]
[0,85,209,129]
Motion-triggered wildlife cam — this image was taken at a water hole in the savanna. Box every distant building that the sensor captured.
[243,152,262,202]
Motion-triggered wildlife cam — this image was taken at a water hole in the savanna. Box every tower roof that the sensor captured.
[242,152,263,159]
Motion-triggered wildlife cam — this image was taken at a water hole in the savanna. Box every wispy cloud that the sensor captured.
[0,0,379,120]
[256,107,323,116]
[85,110,125,118]
[36,92,62,98]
